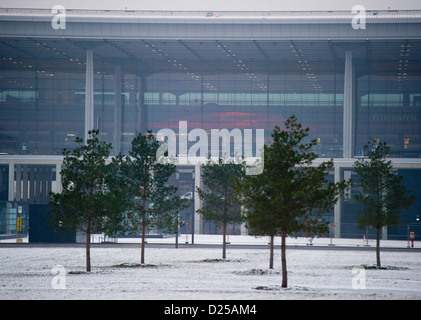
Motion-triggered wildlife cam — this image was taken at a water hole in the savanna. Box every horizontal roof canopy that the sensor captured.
[0,8,420,41]
[0,38,420,63]
[0,9,420,66]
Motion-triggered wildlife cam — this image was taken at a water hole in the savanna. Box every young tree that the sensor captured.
[121,131,186,264]
[233,170,278,268]
[196,157,245,259]
[49,130,128,272]
[153,195,192,248]
[235,115,348,287]
[353,139,416,267]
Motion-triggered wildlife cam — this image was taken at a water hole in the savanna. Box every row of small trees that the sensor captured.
[194,115,415,288]
[198,116,349,288]
[49,115,415,288]
[49,130,191,272]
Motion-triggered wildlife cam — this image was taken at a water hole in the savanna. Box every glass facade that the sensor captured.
[1,41,420,159]
[1,39,421,240]
[355,60,421,157]
[0,56,86,155]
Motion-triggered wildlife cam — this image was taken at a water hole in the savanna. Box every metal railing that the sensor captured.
[90,233,118,243]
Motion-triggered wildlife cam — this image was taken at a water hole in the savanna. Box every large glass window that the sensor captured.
[0,56,85,155]
[1,40,420,159]
[355,60,421,158]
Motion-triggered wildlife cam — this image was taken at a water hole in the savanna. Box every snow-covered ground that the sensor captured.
[0,235,420,300]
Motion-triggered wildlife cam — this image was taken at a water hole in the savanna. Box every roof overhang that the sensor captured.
[0,8,420,41]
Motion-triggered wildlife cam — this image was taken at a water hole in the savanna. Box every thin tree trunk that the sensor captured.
[375,199,381,268]
[141,197,146,264]
[86,218,91,272]
[222,222,227,259]
[222,189,227,260]
[86,186,93,272]
[281,229,287,288]
[269,234,274,269]
[141,168,148,265]
[376,226,381,268]
[376,169,381,268]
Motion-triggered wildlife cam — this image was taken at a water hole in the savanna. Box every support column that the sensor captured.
[55,163,62,194]
[194,163,202,235]
[29,166,35,203]
[343,51,354,158]
[15,164,21,201]
[240,218,248,235]
[333,165,344,238]
[22,165,28,201]
[135,76,141,135]
[85,49,94,143]
[113,64,122,154]
[8,162,14,201]
[140,76,148,134]
[35,167,41,204]
[382,226,388,240]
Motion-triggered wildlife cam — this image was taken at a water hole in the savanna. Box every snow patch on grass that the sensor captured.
[0,244,420,300]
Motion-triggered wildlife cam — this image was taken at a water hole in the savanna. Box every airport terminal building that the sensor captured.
[0,8,420,241]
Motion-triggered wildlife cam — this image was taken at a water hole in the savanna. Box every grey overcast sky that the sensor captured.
[1,0,421,11]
